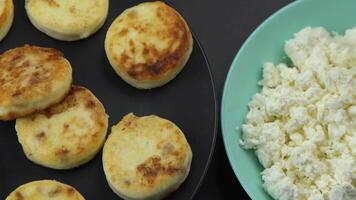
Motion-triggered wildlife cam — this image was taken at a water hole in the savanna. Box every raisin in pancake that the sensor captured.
[5,180,85,200]
[15,86,108,170]
[105,1,193,89]
[0,0,14,41]
[102,113,192,200]
[0,45,72,120]
[25,0,109,41]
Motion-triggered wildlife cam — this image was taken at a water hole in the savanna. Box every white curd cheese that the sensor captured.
[241,27,356,200]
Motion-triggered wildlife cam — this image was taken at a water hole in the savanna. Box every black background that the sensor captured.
[166,0,289,199]
[0,0,292,199]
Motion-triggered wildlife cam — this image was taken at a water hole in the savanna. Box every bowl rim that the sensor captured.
[220,0,306,199]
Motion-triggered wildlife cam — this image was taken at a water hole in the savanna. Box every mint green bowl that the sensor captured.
[221,0,356,199]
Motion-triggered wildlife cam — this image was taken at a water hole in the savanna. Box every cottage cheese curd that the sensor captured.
[241,27,356,200]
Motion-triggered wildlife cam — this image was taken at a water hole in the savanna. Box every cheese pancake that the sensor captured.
[103,113,192,200]
[0,0,14,41]
[16,86,108,170]
[0,45,72,121]
[25,0,109,41]
[5,180,85,200]
[105,1,193,89]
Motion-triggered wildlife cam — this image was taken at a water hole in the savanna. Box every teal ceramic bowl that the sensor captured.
[221,0,356,199]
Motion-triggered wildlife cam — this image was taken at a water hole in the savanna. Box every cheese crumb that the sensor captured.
[241,27,356,200]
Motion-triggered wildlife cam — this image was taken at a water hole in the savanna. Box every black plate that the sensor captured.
[0,1,217,199]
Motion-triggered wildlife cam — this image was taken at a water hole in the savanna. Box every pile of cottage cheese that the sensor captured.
[241,27,356,200]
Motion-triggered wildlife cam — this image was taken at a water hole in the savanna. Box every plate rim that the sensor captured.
[164,2,218,198]
[220,0,306,199]
[187,26,218,200]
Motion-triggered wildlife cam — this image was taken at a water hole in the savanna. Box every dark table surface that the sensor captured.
[167,0,290,199]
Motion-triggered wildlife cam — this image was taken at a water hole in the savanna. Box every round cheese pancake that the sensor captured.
[16,86,108,170]
[105,1,193,89]
[25,0,109,41]
[5,180,85,200]
[0,0,14,41]
[103,113,192,200]
[0,45,72,121]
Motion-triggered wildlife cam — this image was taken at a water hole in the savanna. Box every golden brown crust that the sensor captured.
[106,1,192,81]
[37,86,106,130]
[136,156,185,186]
[0,46,64,94]
[40,86,85,118]
[43,0,60,7]
[132,118,189,187]
[1,89,70,121]
[102,113,192,199]
[16,86,108,169]
[0,45,72,120]
[5,180,85,200]
[26,0,108,41]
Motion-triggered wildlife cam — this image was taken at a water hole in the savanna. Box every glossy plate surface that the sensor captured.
[0,1,217,199]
